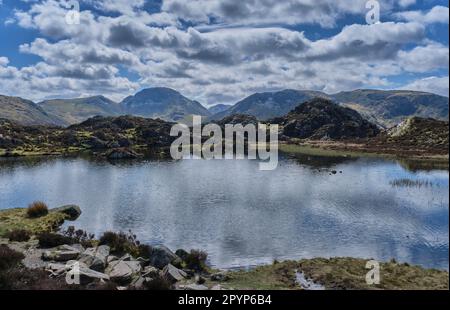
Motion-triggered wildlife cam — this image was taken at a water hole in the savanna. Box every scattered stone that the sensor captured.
[162,264,187,283]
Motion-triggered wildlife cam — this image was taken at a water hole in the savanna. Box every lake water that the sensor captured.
[0,153,448,270]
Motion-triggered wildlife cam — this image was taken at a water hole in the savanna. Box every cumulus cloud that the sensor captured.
[400,76,449,97]
[0,0,448,104]
[394,5,449,24]
[0,57,9,67]
[162,0,371,28]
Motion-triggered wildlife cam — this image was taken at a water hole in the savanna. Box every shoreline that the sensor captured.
[0,206,448,290]
[279,141,449,163]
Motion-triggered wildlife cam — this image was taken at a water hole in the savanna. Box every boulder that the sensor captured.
[71,263,110,285]
[106,255,118,264]
[51,205,82,220]
[42,245,81,262]
[79,246,110,272]
[142,266,159,278]
[162,264,187,283]
[175,249,189,261]
[47,260,110,284]
[105,260,142,284]
[148,245,182,269]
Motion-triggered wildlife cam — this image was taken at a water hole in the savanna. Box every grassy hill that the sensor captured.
[333,90,449,128]
[38,96,122,126]
[0,95,62,126]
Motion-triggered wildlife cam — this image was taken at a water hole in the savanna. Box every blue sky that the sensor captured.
[0,0,448,105]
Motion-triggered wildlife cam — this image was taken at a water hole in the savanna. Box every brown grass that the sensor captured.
[26,201,49,218]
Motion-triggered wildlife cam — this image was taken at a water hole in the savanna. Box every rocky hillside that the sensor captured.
[121,87,210,121]
[0,115,175,157]
[208,104,232,115]
[211,89,328,121]
[0,95,63,126]
[333,90,449,128]
[383,117,448,151]
[38,96,122,126]
[273,98,380,140]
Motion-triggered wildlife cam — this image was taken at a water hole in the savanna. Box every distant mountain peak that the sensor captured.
[121,87,210,121]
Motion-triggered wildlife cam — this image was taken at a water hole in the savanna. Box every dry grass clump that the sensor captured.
[26,201,49,218]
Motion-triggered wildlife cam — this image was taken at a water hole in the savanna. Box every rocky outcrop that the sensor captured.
[273,98,380,140]
[50,205,82,221]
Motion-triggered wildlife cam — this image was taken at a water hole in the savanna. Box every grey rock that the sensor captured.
[119,253,133,261]
[142,266,159,278]
[162,264,187,283]
[42,245,80,262]
[106,255,118,264]
[48,260,110,284]
[148,245,181,269]
[181,283,209,291]
[79,245,110,271]
[106,260,142,283]
[50,205,82,220]
[130,276,146,290]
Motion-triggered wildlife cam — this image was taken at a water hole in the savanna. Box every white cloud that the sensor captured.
[0,0,448,104]
[400,76,449,97]
[397,43,449,73]
[0,57,9,67]
[161,0,390,28]
[398,0,416,8]
[395,5,449,24]
[83,0,145,15]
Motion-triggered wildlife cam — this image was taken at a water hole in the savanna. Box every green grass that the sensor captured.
[212,258,448,290]
[0,208,68,237]
[297,257,449,290]
[206,261,300,290]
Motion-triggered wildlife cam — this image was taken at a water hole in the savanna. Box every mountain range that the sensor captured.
[211,89,449,128]
[0,88,448,128]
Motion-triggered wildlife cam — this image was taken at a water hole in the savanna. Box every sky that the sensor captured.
[0,0,448,106]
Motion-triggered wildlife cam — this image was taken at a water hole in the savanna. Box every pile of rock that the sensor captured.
[40,243,226,290]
